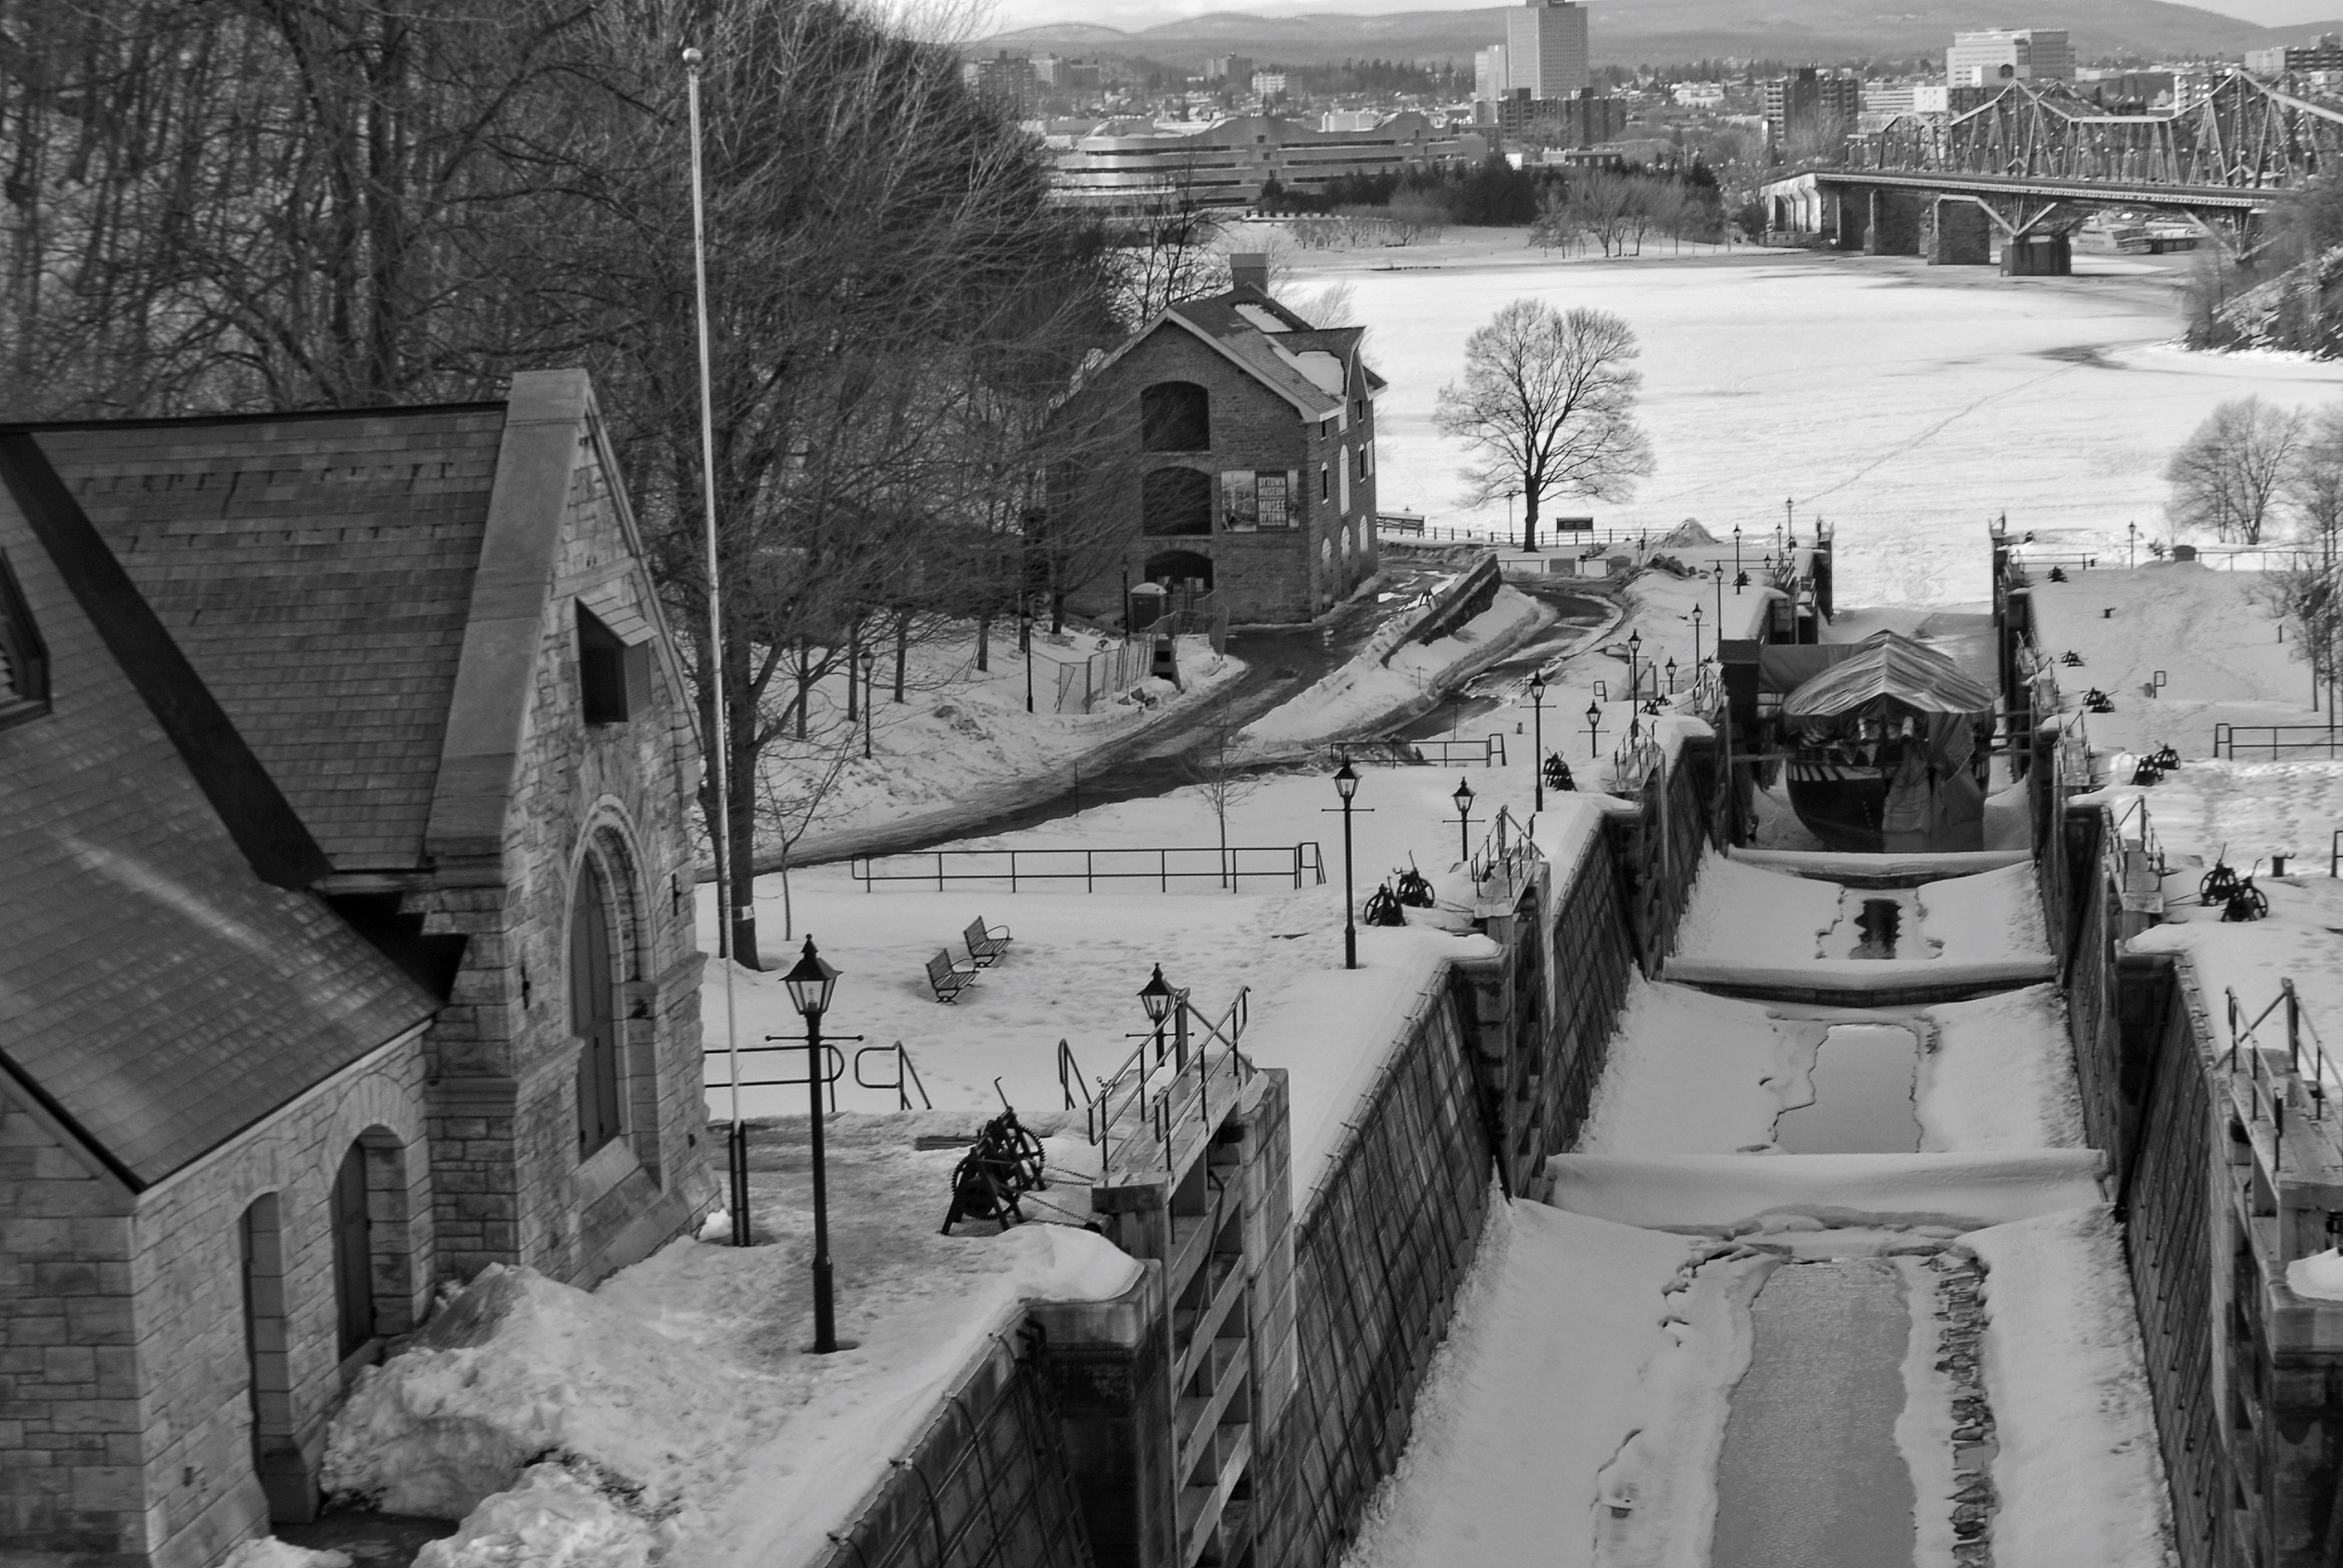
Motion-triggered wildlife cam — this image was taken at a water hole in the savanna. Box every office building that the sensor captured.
[1947,29,2073,87]
[2246,34,2343,75]
[972,50,1037,117]
[1475,45,1509,102]
[1205,54,1254,83]
[1251,71,1288,98]
[1761,67,1861,142]
[1505,0,1589,100]
[1495,87,1624,147]
[1049,111,1467,209]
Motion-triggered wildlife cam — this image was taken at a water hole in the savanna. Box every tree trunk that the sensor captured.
[893,613,909,702]
[726,738,762,972]
[846,624,860,722]
[1521,482,1540,554]
[975,613,990,673]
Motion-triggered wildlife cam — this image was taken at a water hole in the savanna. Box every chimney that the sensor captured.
[1228,252,1270,294]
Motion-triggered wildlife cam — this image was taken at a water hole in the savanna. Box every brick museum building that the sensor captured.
[0,369,715,1566]
[1052,256,1384,626]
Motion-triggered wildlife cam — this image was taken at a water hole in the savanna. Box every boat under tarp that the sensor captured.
[1779,632,1996,854]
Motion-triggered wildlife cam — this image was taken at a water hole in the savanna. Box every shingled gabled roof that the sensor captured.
[32,406,506,870]
[1095,284,1387,418]
[0,370,677,1187]
[0,432,439,1189]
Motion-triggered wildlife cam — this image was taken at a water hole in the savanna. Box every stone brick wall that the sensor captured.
[1061,325,1378,627]
[1,1033,431,1568]
[1,1090,139,1563]
[129,1036,433,1567]
[413,399,712,1293]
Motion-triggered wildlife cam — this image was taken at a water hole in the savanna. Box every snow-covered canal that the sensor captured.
[1342,851,2172,1568]
[1293,243,2343,607]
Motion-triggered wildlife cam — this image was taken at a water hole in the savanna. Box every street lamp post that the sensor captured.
[1021,597,1035,714]
[1529,671,1547,811]
[1692,603,1704,668]
[1585,698,1604,759]
[1784,497,1793,549]
[1666,656,1678,695]
[1452,776,1476,866]
[1334,762,1360,970]
[1139,964,1175,1064]
[1734,525,1742,584]
[1627,629,1642,704]
[2128,522,2138,569]
[782,936,842,1354]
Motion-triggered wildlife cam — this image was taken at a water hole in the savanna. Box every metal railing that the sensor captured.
[703,1038,932,1111]
[1466,803,1545,902]
[2211,722,2343,760]
[1325,734,1507,769]
[1030,636,1147,715]
[850,842,1325,893]
[2227,981,2341,1176]
[1077,987,1255,1176]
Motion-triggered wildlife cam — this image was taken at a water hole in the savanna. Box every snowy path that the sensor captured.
[1343,849,2176,1568]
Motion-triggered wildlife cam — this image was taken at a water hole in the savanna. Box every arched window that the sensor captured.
[1139,382,1210,451]
[330,1143,374,1358]
[1141,468,1213,537]
[571,859,623,1155]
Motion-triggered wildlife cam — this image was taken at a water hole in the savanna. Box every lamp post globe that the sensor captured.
[1452,776,1475,865]
[783,936,843,1353]
[1585,698,1603,759]
[1666,656,1678,694]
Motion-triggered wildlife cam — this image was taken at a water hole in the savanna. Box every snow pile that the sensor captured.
[415,1465,662,1568]
[1916,862,2048,963]
[1967,1207,2178,1567]
[1574,981,1807,1156]
[1544,1151,2105,1233]
[2286,1247,2343,1301]
[1242,584,1553,747]
[1670,856,1844,966]
[1918,985,2087,1152]
[221,1543,352,1568]
[1340,1199,1704,1568]
[321,1263,761,1524]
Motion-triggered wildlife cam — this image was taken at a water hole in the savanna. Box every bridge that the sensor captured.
[1761,70,2343,272]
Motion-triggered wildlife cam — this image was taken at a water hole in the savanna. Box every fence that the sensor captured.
[849,842,1325,893]
[1030,636,1149,716]
[1322,734,1507,769]
[1073,987,1252,1176]
[2210,721,2343,760]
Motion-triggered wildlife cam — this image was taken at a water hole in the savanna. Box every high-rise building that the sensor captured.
[1251,71,1288,98]
[973,51,1037,117]
[1205,54,1254,83]
[1761,67,1860,143]
[1947,29,2073,87]
[1474,45,1509,102]
[1504,0,1588,100]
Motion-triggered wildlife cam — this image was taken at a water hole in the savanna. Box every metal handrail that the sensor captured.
[854,1042,932,1111]
[1087,986,1254,1174]
[2227,980,2338,1151]
[1329,734,1506,769]
[2212,721,2343,760]
[851,841,1325,893]
[1057,1038,1092,1111]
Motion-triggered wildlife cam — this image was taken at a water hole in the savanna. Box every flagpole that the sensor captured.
[684,46,747,1247]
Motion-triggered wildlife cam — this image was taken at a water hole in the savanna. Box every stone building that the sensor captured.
[0,369,714,1566]
[1050,259,1383,626]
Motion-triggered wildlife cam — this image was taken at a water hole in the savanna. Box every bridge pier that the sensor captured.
[1861,189,1922,256]
[2002,233,2073,276]
[1923,199,1992,266]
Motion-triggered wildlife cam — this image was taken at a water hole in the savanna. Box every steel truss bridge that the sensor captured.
[1769,71,2343,255]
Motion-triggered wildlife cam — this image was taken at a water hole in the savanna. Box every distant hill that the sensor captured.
[982,1,2343,68]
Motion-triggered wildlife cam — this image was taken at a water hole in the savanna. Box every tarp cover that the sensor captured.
[1782,631,1994,722]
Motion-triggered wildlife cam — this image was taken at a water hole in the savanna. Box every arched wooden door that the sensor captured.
[571,858,623,1155]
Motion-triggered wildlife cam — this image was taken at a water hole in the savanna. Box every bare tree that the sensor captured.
[1176,687,1261,889]
[2271,399,2343,715]
[2164,396,2305,544]
[1434,301,1656,552]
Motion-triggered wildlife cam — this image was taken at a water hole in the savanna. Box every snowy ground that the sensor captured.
[1286,235,2343,609]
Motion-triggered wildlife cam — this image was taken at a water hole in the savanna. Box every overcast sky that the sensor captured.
[978,0,2343,40]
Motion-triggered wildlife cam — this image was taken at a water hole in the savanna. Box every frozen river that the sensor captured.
[1291,243,2343,608]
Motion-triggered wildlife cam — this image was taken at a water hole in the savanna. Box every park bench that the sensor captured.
[963,916,1014,968]
[926,949,980,1004]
